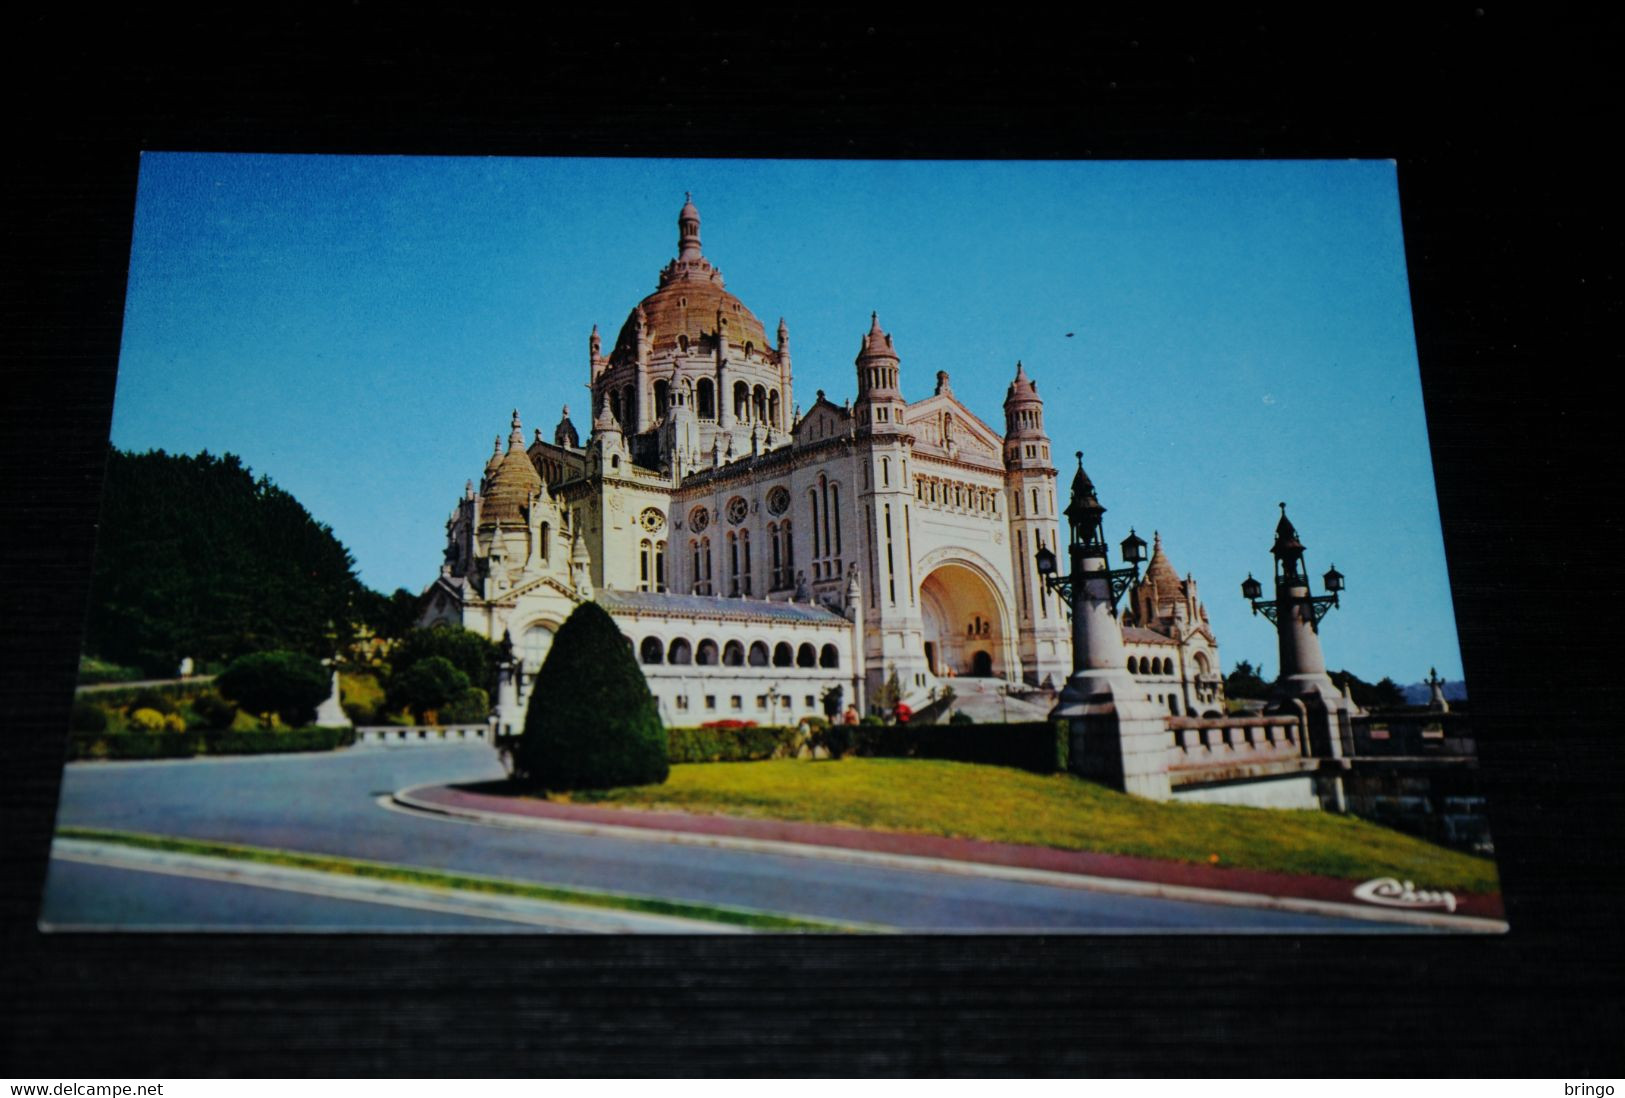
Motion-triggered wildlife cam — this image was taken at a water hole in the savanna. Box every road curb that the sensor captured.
[392,784,1508,933]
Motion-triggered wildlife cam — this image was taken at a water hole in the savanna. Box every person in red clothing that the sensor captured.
[892,701,913,724]
[842,705,859,725]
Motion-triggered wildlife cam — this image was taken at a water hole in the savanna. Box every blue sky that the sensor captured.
[111,154,1461,685]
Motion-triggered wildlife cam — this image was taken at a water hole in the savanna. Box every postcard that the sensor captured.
[41,155,1502,933]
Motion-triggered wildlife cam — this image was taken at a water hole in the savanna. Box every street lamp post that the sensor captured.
[1035,453,1147,673]
[1240,502,1353,771]
[1036,452,1171,799]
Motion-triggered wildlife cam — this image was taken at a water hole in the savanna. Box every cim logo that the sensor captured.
[1353,877,1458,913]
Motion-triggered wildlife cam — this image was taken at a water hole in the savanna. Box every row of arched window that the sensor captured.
[600,376,784,430]
[639,637,841,669]
[915,475,1000,515]
[1130,655,1176,676]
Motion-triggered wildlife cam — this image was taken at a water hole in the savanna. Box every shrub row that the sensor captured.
[74,679,208,709]
[853,719,1071,774]
[667,725,801,763]
[76,658,150,686]
[67,725,355,761]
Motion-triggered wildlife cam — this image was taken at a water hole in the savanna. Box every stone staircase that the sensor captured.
[914,676,1055,724]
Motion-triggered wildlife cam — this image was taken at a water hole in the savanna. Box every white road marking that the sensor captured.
[49,838,752,934]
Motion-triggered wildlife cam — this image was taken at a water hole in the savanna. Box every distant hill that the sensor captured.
[1401,678,1468,705]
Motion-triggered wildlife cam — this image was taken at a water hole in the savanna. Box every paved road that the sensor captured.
[43,744,1389,932]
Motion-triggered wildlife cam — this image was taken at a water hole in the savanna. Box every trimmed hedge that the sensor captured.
[855,719,1071,774]
[516,601,668,791]
[67,725,355,761]
[75,679,205,709]
[668,725,800,763]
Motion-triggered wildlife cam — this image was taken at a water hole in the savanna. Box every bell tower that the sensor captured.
[1002,362,1069,688]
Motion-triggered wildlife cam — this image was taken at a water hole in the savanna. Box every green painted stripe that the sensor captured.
[56,826,873,933]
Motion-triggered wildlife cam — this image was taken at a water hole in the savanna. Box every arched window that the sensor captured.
[723,640,745,666]
[639,539,653,592]
[678,334,689,353]
[734,380,750,421]
[753,385,767,423]
[797,643,817,668]
[819,644,839,669]
[523,625,555,673]
[769,390,781,427]
[653,379,669,421]
[640,637,664,665]
[748,641,769,667]
[697,377,715,420]
[696,640,720,666]
[773,642,794,667]
[668,638,693,665]
[1127,656,1137,671]
[539,522,550,561]
[654,540,666,592]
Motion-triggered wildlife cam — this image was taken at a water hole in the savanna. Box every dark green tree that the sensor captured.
[216,650,331,727]
[820,684,843,721]
[390,624,503,696]
[356,587,424,641]
[388,656,470,722]
[83,448,363,676]
[1225,660,1272,699]
[514,601,668,791]
[1330,669,1408,710]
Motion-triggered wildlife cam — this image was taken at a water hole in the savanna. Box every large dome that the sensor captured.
[611,278,770,362]
[608,197,771,363]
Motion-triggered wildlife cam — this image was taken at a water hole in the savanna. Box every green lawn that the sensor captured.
[568,758,1499,894]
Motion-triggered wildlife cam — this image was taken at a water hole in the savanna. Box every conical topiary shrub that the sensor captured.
[515,600,669,791]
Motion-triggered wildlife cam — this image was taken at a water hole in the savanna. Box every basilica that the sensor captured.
[419,198,1224,728]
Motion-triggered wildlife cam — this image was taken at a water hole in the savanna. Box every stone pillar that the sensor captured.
[846,566,867,715]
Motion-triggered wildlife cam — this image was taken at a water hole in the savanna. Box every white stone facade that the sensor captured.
[419,199,1224,727]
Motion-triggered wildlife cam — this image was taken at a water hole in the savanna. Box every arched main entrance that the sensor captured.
[920,562,1009,679]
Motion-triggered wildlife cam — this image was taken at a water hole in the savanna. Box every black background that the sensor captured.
[3,9,1620,1077]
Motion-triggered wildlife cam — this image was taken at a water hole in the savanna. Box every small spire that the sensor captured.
[509,409,526,449]
[678,194,702,260]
